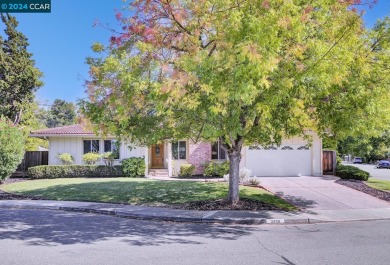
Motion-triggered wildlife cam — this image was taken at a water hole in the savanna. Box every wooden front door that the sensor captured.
[151,144,164,168]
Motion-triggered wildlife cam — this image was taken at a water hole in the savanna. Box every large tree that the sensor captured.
[0,14,43,124]
[81,0,390,204]
[46,99,77,128]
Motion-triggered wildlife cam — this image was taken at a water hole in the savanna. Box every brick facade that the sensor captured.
[188,141,212,174]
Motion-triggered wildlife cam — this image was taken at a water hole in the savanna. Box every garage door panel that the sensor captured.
[246,148,311,176]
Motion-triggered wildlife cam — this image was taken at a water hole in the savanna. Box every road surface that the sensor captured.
[1,209,390,265]
[346,162,390,181]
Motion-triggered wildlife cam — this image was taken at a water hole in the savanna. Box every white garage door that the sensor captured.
[245,145,312,177]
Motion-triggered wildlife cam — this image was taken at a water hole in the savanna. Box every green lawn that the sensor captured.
[366,179,390,192]
[1,178,295,210]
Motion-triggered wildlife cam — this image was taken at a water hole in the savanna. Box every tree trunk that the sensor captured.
[227,148,242,205]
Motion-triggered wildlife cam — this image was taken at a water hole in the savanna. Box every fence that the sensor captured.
[14,151,49,176]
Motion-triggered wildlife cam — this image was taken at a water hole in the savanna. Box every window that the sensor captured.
[172,141,186,159]
[264,146,277,150]
[281,146,294,150]
[249,145,261,150]
[212,142,226,160]
[83,140,100,154]
[104,140,120,159]
[298,145,310,150]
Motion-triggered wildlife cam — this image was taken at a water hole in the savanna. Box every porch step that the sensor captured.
[149,169,169,177]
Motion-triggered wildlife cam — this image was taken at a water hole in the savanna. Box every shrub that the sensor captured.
[0,117,25,183]
[102,152,115,166]
[203,161,217,176]
[82,152,101,165]
[336,156,343,165]
[203,161,230,177]
[57,153,74,165]
[249,178,260,186]
[336,164,370,181]
[28,165,124,179]
[180,164,195,177]
[121,157,145,177]
[215,161,230,176]
[239,167,252,183]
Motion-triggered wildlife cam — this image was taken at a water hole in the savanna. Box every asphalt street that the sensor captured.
[347,163,390,181]
[1,209,390,265]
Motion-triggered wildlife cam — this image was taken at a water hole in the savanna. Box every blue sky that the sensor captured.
[0,0,389,106]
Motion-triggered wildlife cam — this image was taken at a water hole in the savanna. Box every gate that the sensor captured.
[323,150,336,175]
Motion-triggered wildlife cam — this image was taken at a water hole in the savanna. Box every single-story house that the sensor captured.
[30,124,323,177]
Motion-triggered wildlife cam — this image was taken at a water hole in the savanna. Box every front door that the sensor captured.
[151,144,164,168]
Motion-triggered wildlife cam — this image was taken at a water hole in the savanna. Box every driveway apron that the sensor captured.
[259,176,390,212]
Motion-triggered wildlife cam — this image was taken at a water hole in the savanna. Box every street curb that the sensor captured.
[0,203,317,225]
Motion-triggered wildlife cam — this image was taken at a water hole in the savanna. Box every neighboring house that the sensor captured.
[30,124,323,177]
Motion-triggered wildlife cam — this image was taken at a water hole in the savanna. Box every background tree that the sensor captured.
[337,131,390,163]
[81,0,390,204]
[0,14,43,124]
[20,100,49,151]
[46,99,77,128]
[327,17,390,160]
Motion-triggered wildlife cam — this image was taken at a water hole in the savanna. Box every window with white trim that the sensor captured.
[104,140,120,159]
[212,142,226,160]
[83,140,100,154]
[172,141,186,160]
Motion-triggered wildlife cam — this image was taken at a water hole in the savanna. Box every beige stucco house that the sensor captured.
[30,124,323,177]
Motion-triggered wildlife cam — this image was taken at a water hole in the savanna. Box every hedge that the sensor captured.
[28,165,125,179]
[335,164,370,181]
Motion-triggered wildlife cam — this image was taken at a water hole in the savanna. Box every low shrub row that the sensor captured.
[28,165,125,179]
[336,164,370,181]
[28,157,147,179]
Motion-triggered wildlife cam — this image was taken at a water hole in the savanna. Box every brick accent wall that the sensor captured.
[188,141,211,174]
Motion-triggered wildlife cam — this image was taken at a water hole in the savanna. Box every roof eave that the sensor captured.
[29,133,98,138]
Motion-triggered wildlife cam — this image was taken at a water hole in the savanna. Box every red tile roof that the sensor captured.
[30,124,95,135]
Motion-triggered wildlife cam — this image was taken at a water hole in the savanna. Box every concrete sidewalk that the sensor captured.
[1,199,390,225]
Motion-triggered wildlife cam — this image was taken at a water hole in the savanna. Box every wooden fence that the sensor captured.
[14,151,49,176]
[323,150,336,175]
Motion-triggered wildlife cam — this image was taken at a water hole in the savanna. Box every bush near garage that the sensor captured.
[336,156,343,165]
[28,165,124,179]
[335,164,370,181]
[203,161,230,177]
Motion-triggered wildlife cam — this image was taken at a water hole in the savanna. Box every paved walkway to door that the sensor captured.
[259,176,390,213]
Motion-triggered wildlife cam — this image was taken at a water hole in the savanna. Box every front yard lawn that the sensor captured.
[366,179,390,192]
[1,178,295,210]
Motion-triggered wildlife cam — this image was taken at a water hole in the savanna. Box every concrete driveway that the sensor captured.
[259,176,390,214]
